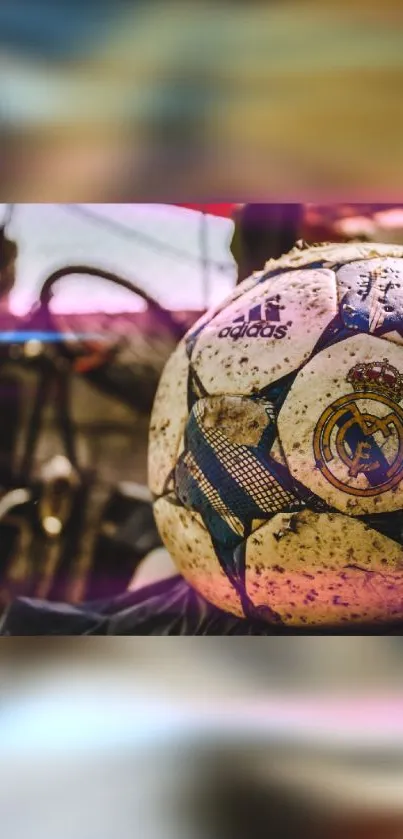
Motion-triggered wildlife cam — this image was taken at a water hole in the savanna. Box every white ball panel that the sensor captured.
[336,256,403,347]
[153,495,245,618]
[191,269,337,395]
[262,241,403,277]
[148,340,190,496]
[245,510,403,627]
[184,271,262,340]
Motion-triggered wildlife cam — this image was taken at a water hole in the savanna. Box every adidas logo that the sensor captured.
[218,295,292,340]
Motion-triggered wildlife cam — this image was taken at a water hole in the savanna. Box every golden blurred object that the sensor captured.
[24,339,43,358]
[42,515,63,537]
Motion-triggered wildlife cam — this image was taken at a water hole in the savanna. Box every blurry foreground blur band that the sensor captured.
[3,641,403,839]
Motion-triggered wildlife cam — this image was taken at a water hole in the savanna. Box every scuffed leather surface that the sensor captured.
[3,575,403,635]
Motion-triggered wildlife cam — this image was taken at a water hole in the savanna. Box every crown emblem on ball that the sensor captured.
[346,359,403,402]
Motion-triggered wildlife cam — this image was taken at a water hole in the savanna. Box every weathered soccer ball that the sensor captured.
[148,242,403,628]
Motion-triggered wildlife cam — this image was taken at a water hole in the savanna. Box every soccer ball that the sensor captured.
[148,242,403,628]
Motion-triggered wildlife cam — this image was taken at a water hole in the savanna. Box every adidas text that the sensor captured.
[218,321,292,340]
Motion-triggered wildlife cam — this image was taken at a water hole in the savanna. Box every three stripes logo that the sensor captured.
[218,295,292,340]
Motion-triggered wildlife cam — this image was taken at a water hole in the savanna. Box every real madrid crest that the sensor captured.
[313,359,403,497]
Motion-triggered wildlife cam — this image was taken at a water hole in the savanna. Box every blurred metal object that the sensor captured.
[0,487,32,609]
[0,254,200,609]
[85,481,162,600]
[35,456,80,600]
[37,264,186,413]
[38,454,79,531]
[24,338,43,358]
[0,487,30,520]
[117,482,153,504]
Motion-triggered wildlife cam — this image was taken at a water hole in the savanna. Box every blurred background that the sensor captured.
[1,201,403,616]
[1,1,403,200]
[3,637,403,838]
[0,203,235,609]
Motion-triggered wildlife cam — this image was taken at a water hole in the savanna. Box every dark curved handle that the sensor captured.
[35,264,188,413]
[39,264,183,338]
